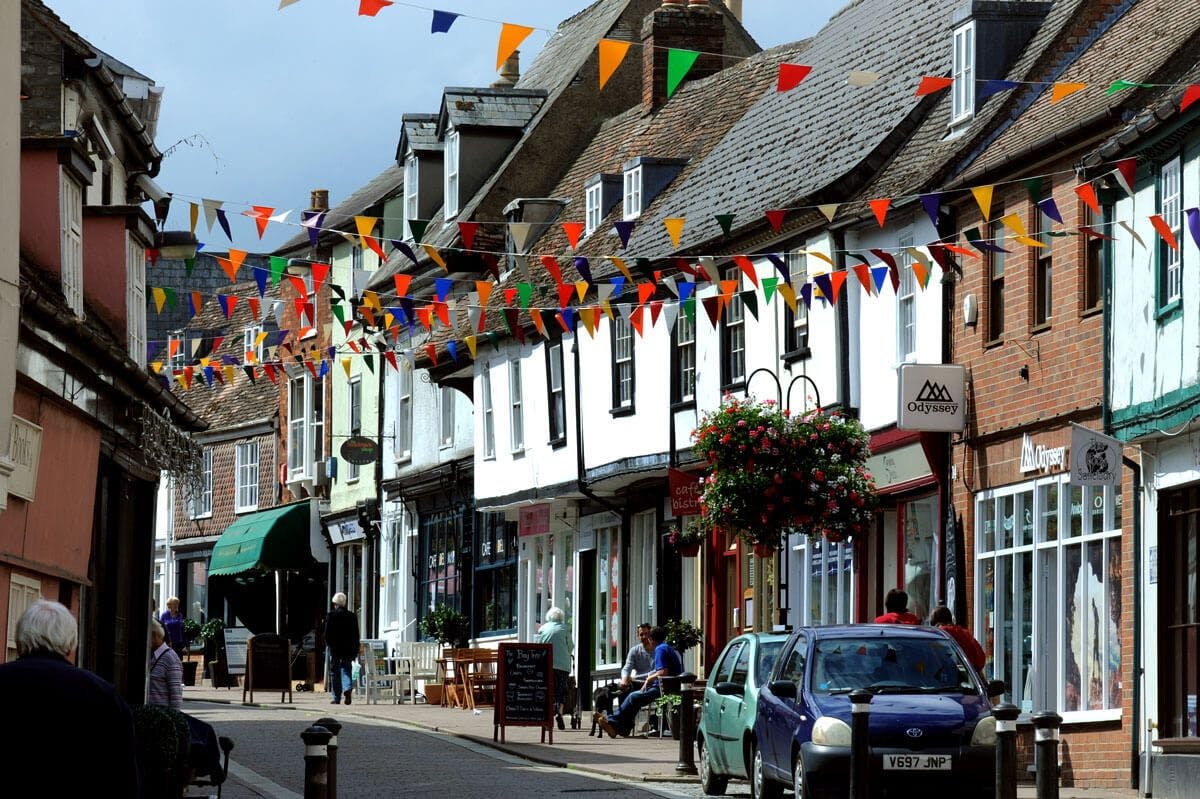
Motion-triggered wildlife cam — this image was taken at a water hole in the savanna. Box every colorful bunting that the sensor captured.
[870,198,890,228]
[457,221,480,250]
[1183,85,1200,112]
[1050,82,1087,104]
[408,218,430,243]
[715,214,736,238]
[777,64,812,92]
[431,9,459,33]
[246,206,275,239]
[919,194,941,226]
[1075,182,1101,216]
[1106,80,1150,95]
[916,76,953,96]
[1114,158,1137,197]
[598,39,631,90]
[358,0,393,16]
[508,222,533,252]
[497,23,534,71]
[1149,214,1179,251]
[614,220,635,249]
[664,217,685,248]
[765,210,786,233]
[971,186,994,220]
[979,79,1019,100]
[666,49,701,99]
[540,256,564,285]
[562,222,585,249]
[1188,208,1200,250]
[423,244,448,270]
[817,204,839,223]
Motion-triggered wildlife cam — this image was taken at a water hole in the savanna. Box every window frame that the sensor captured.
[347,377,363,481]
[404,152,419,239]
[6,575,42,660]
[1156,155,1183,318]
[444,129,461,219]
[720,270,747,391]
[545,340,567,447]
[671,310,696,407]
[60,170,84,318]
[896,231,917,363]
[585,182,603,236]
[622,166,642,221]
[395,363,413,462]
[783,251,810,359]
[951,21,976,125]
[508,359,524,455]
[126,234,146,368]
[611,316,635,413]
[287,373,325,481]
[190,447,213,519]
[1082,202,1108,314]
[439,385,455,449]
[481,367,496,460]
[986,220,1006,344]
[1033,190,1055,329]
[243,324,264,364]
[235,440,260,513]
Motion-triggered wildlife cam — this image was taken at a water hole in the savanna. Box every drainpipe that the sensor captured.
[1126,454,1143,791]
[832,229,852,412]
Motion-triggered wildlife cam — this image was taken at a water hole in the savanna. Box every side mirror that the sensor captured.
[987,680,1006,698]
[714,681,742,697]
[768,680,798,700]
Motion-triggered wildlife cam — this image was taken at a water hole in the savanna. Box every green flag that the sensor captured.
[184,257,195,277]
[1106,80,1149,95]
[269,255,288,285]
[762,277,779,305]
[683,297,696,324]
[666,49,701,99]
[331,303,346,326]
[715,214,735,238]
[741,290,759,321]
[518,282,533,309]
[408,219,430,243]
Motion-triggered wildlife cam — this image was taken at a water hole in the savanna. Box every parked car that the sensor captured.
[752,624,999,799]
[697,632,788,795]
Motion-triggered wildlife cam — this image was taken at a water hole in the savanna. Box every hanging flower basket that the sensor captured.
[667,518,707,558]
[692,395,878,547]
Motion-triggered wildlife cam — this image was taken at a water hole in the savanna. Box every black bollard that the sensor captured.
[993,704,1020,799]
[301,725,333,799]
[849,689,872,799]
[1032,712,1062,799]
[315,717,342,799]
[676,673,698,775]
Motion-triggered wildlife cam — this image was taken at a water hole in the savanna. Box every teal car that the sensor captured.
[697,632,789,795]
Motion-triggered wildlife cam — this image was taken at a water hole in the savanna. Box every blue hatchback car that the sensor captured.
[752,624,997,799]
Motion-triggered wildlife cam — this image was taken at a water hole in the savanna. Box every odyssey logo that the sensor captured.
[1019,433,1067,474]
[906,380,959,415]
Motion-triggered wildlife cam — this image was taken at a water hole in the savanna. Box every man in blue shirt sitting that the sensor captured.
[595,625,682,738]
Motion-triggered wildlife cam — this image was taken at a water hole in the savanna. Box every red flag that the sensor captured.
[1075,182,1101,215]
[503,288,517,306]
[1114,158,1137,196]
[363,235,387,262]
[311,262,330,295]
[434,301,450,327]
[1150,214,1179,251]
[765,210,786,233]
[358,0,393,16]
[650,300,663,326]
[733,255,759,287]
[458,221,479,250]
[288,275,308,300]
[869,199,891,228]
[629,305,645,337]
[394,274,412,297]
[425,343,438,366]
[541,256,564,285]
[384,350,399,372]
[248,206,274,239]
[777,64,812,92]
[828,271,848,304]
[916,76,953,96]
[248,297,260,320]
[1182,84,1200,112]
[562,222,585,249]
[557,283,575,309]
[637,282,655,306]
[852,264,873,294]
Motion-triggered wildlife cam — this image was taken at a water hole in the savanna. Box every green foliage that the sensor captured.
[664,618,702,653]
[655,691,682,711]
[183,618,201,642]
[666,518,708,550]
[132,704,190,798]
[198,617,225,644]
[420,605,470,647]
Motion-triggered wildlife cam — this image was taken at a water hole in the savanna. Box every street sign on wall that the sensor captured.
[898,364,966,432]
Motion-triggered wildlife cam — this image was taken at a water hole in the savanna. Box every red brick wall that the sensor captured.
[276,268,332,504]
[950,177,1134,789]
[173,433,277,541]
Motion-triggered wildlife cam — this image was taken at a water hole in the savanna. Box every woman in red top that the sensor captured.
[929,605,986,671]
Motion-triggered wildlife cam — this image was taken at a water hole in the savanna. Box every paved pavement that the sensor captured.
[182,683,1138,798]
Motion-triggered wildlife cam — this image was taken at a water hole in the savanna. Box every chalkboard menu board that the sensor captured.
[242,633,293,705]
[494,643,554,744]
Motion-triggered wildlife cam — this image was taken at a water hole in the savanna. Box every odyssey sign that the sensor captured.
[898,364,966,432]
[1019,434,1067,474]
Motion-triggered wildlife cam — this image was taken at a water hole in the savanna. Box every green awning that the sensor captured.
[208,502,315,577]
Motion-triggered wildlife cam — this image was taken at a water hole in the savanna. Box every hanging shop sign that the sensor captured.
[1019,433,1068,474]
[328,519,365,546]
[897,364,965,432]
[1069,423,1121,487]
[668,468,703,516]
[865,442,933,492]
[8,416,42,502]
[340,435,379,465]
[518,503,551,538]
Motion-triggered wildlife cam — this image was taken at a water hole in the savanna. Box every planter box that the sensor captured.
[181,659,198,686]
[423,684,443,705]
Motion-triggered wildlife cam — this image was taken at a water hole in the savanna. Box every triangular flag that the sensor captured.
[465,335,478,359]
[916,76,953,96]
[497,23,534,71]
[766,210,786,232]
[557,283,575,309]
[354,215,377,246]
[311,262,330,295]
[1075,183,1101,216]
[1182,85,1200,112]
[253,266,269,297]
[508,222,533,252]
[517,283,532,309]
[777,63,812,92]
[1114,158,1137,196]
[664,217,685,248]
[540,255,564,285]
[871,266,889,293]
[1106,80,1150,95]
[828,271,848,303]
[1050,82,1087,104]
[638,282,656,306]
[575,280,589,302]
[214,209,232,240]
[817,204,839,223]
[152,287,166,314]
[971,186,994,221]
[408,218,430,243]
[423,244,448,270]
[911,260,928,289]
[358,0,393,16]
[270,255,287,285]
[301,210,326,247]
[666,49,701,99]
[1188,208,1200,250]
[920,194,941,226]
[741,291,758,321]
[247,206,274,239]
[607,256,634,283]
[733,255,758,287]
[614,220,635,248]
[701,296,722,328]
[458,221,479,250]
[715,214,736,238]
[778,284,798,314]
[394,274,412,297]
[852,264,873,294]
[562,221,585,249]
[475,280,493,308]
[979,79,1019,100]
[999,212,1029,237]
[1037,197,1063,225]
[598,39,632,90]
[870,199,890,228]
[431,9,458,33]
[1150,215,1179,251]
[217,295,237,319]
[435,277,453,303]
[760,277,779,305]
[188,202,198,235]
[201,199,222,232]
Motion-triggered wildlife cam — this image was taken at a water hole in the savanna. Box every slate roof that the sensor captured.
[276,162,403,255]
[1084,58,1200,169]
[171,280,282,431]
[398,114,441,157]
[438,88,547,133]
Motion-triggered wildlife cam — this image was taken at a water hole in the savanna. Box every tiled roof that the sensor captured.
[1085,59,1200,168]
[276,162,403,254]
[399,114,441,156]
[439,88,547,133]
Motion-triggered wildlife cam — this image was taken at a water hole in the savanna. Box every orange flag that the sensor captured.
[248,206,274,239]
[664,217,685,248]
[423,244,448,271]
[916,76,953,96]
[497,23,534,70]
[598,39,631,90]
[1075,183,1101,216]
[1150,215,1179,251]
[1051,82,1087,104]
[394,274,413,297]
[475,280,494,307]
[562,222,585,249]
[869,199,890,228]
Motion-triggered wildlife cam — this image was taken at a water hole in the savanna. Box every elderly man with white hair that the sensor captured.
[0,599,140,796]
[148,618,184,709]
[324,591,360,705]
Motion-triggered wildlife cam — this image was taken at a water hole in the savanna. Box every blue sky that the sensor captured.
[47,0,845,251]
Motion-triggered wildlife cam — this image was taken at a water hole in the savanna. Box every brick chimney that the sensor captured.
[309,189,329,212]
[642,0,726,112]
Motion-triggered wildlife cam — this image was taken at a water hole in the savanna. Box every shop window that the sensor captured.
[795,536,855,626]
[7,575,42,661]
[419,511,464,626]
[595,525,622,670]
[975,477,1122,719]
[629,511,657,635]
[474,514,518,637]
[902,495,938,622]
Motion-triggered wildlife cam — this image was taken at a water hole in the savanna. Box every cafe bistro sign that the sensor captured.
[898,364,966,432]
[1019,433,1068,474]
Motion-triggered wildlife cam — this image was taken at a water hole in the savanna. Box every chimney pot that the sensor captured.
[310,189,329,212]
[492,51,521,88]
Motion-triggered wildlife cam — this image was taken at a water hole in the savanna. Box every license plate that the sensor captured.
[883,754,952,770]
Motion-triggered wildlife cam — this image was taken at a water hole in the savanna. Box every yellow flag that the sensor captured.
[355,215,377,247]
[998,212,1027,237]
[342,358,352,380]
[803,249,835,268]
[1015,235,1047,249]
[575,280,589,302]
[152,287,167,314]
[189,203,198,235]
[151,361,163,374]
[598,39,631,90]
[423,244,448,271]
[497,23,534,70]
[600,300,615,321]
[606,256,634,283]
[777,283,798,314]
[581,307,597,337]
[465,335,478,359]
[664,217,685,248]
[1051,82,1087,104]
[817,204,839,223]
[971,186,994,221]
[363,290,382,311]
[223,366,236,385]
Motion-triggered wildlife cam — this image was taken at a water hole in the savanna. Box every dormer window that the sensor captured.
[243,324,264,363]
[403,153,418,239]
[951,21,975,125]
[623,166,642,220]
[586,183,603,235]
[444,129,460,218]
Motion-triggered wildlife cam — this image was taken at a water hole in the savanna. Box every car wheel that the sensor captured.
[751,746,782,799]
[698,737,728,796]
[792,753,810,799]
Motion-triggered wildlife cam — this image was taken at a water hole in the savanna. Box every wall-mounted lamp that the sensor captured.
[1019,365,1030,381]
[963,293,979,327]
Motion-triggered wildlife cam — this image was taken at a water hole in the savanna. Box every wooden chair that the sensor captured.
[390,641,440,704]
[437,648,467,708]
[468,648,499,708]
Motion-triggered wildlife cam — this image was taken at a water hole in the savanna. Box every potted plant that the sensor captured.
[421,605,470,648]
[664,618,702,653]
[666,518,706,557]
[178,619,202,686]
[654,691,683,739]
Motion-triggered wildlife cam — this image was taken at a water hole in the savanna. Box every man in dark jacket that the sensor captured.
[324,592,360,705]
[0,600,141,796]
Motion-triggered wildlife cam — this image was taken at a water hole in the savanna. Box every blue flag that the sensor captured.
[431,10,459,34]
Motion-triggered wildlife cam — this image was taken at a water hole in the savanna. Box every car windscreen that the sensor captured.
[811,636,979,695]
[756,640,786,685]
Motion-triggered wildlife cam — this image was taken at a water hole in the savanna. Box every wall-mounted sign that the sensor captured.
[1069,423,1121,487]
[668,468,703,516]
[1019,433,1067,474]
[518,503,551,538]
[328,519,365,545]
[8,416,42,502]
[898,364,966,432]
[340,436,379,466]
[864,442,933,492]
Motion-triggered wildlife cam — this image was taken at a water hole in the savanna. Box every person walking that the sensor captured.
[537,607,573,730]
[160,595,187,658]
[929,605,987,672]
[324,592,360,705]
[874,588,922,625]
[596,626,682,738]
[0,600,141,797]
[148,619,183,709]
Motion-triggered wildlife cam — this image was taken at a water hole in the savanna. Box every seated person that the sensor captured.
[620,623,654,693]
[595,626,682,738]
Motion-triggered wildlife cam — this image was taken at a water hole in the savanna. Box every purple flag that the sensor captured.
[799,283,813,309]
[215,208,232,241]
[1186,208,1200,249]
[574,257,593,284]
[301,210,326,247]
[253,266,269,297]
[1037,197,1063,225]
[390,240,418,265]
[431,10,459,33]
[614,220,635,249]
[920,193,941,227]
[765,253,788,283]
[979,80,1020,100]
[812,273,834,304]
